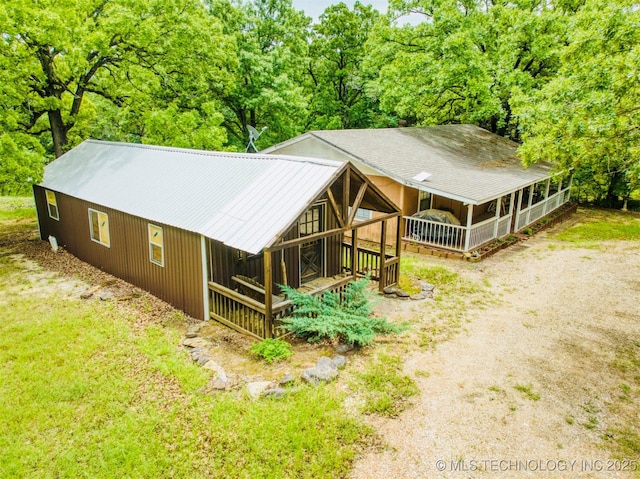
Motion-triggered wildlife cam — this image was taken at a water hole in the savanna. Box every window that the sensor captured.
[418,190,431,211]
[299,204,324,236]
[88,209,110,247]
[348,206,373,222]
[45,190,59,220]
[148,224,164,266]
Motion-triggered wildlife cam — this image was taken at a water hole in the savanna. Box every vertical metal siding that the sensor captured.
[33,190,205,320]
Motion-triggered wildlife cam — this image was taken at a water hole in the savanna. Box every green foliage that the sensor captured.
[250,338,293,363]
[279,276,405,346]
[514,383,541,401]
[353,353,419,416]
[0,255,369,478]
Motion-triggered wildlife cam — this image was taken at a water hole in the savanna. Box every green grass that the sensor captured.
[513,383,540,401]
[0,196,35,221]
[552,208,640,245]
[0,294,369,479]
[0,202,371,479]
[353,353,419,416]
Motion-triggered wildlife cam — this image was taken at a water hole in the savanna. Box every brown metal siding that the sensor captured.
[33,186,205,320]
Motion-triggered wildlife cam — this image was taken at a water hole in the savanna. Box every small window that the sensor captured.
[148,224,164,266]
[349,206,373,222]
[45,190,59,220]
[418,190,431,211]
[88,209,110,247]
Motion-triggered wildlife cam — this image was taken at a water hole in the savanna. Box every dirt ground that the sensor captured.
[351,220,640,478]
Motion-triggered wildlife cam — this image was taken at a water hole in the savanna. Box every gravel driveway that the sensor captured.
[352,221,640,479]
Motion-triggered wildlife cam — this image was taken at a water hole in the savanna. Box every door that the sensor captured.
[299,203,325,284]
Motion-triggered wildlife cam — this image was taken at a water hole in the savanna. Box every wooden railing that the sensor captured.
[343,243,399,287]
[403,216,466,251]
[516,186,571,231]
[209,275,357,339]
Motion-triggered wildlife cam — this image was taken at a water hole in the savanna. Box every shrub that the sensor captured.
[279,277,406,346]
[250,338,293,363]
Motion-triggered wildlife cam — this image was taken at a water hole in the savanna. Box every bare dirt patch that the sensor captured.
[351,220,640,478]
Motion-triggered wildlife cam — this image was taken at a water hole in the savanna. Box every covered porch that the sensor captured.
[205,164,402,339]
[403,173,573,253]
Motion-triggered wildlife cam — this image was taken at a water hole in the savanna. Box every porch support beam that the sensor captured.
[268,212,401,252]
[342,167,350,223]
[379,220,387,291]
[493,196,501,238]
[464,204,474,252]
[525,184,535,225]
[351,228,358,280]
[543,178,551,214]
[263,249,273,338]
[514,188,524,232]
[348,182,368,225]
[326,188,345,228]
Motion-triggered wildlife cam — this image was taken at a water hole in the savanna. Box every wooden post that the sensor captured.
[264,249,273,339]
[379,220,387,292]
[464,203,474,252]
[280,255,288,287]
[351,228,358,280]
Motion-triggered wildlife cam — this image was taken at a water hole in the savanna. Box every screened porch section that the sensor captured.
[403,174,572,253]
[205,163,403,340]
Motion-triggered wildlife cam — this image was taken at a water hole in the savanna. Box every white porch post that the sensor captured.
[493,196,501,238]
[525,184,535,225]
[543,178,551,214]
[464,203,474,252]
[514,189,524,232]
[566,173,573,202]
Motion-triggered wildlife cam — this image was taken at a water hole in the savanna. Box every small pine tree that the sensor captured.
[279,277,405,346]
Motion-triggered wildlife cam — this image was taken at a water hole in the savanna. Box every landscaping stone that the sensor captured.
[80,290,93,299]
[383,286,398,295]
[246,381,273,399]
[420,281,435,292]
[334,343,354,354]
[184,331,198,338]
[316,356,335,369]
[331,355,346,369]
[410,293,427,301]
[301,356,340,385]
[209,370,228,391]
[99,291,114,301]
[263,387,300,399]
[197,355,211,366]
[279,374,295,386]
[182,337,210,349]
[395,288,410,298]
[202,359,224,373]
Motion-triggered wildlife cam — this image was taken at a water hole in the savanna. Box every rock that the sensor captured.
[197,355,211,366]
[246,381,273,400]
[190,348,203,360]
[182,337,210,349]
[262,387,287,398]
[99,291,114,301]
[420,281,435,292]
[279,374,295,386]
[383,286,398,295]
[210,370,228,391]
[395,289,410,298]
[331,355,346,369]
[410,293,427,301]
[334,343,354,354]
[80,290,93,300]
[301,357,340,385]
[202,359,224,373]
[184,331,198,338]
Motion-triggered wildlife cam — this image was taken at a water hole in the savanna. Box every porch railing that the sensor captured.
[516,186,570,231]
[403,217,466,250]
[209,275,356,340]
[342,243,399,287]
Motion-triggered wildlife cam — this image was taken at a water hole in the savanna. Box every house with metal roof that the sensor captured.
[34,140,402,339]
[263,125,573,253]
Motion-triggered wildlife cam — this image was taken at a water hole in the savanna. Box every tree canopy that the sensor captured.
[0,0,637,204]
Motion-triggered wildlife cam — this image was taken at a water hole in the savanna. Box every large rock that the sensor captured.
[209,370,228,391]
[182,337,210,349]
[301,356,341,385]
[331,355,346,369]
[246,381,273,400]
[395,289,410,298]
[334,343,354,354]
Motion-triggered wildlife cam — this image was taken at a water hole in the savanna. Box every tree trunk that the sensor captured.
[48,109,68,158]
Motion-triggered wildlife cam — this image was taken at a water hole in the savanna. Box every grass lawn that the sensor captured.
[552,207,640,245]
[0,198,369,479]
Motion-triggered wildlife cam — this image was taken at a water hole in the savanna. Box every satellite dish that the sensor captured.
[246,125,267,152]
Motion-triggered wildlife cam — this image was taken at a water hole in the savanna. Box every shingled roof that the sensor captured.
[264,125,554,205]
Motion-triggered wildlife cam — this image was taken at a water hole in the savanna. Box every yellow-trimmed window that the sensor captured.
[45,190,59,220]
[88,209,110,247]
[148,224,164,266]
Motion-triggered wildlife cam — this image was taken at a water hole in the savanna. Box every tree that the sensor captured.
[209,0,311,150]
[514,0,640,206]
[0,0,235,158]
[369,0,566,138]
[306,2,393,130]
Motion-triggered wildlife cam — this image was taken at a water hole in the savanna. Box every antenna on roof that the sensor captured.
[246,125,267,153]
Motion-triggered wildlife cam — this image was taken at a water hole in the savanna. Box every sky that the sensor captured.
[291,0,388,21]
